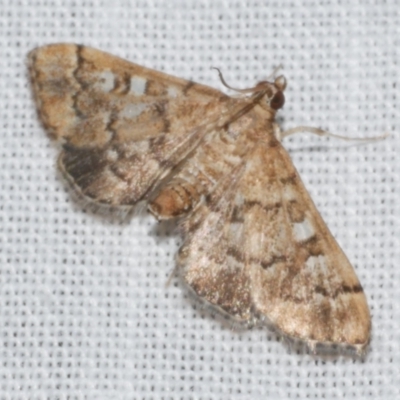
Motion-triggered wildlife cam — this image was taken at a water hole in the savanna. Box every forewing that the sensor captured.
[28,44,228,205]
[179,140,370,349]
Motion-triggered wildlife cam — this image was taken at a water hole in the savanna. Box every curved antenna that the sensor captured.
[211,67,259,93]
[265,64,284,81]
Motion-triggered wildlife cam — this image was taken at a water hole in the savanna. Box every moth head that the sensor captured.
[254,75,286,111]
[212,67,286,111]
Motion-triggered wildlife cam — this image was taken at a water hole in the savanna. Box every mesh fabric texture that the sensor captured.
[1,1,399,399]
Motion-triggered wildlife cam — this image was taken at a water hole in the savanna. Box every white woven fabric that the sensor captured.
[1,1,399,398]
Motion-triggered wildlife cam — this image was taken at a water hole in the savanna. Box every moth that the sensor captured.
[28,44,371,353]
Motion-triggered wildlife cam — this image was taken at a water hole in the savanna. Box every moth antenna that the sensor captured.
[278,125,390,143]
[265,64,284,81]
[211,67,258,93]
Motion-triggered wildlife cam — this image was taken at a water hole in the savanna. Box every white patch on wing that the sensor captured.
[305,255,327,274]
[95,70,115,92]
[167,86,180,98]
[133,140,150,153]
[228,221,243,246]
[293,218,315,242]
[234,193,244,206]
[105,148,119,162]
[121,103,148,119]
[130,76,147,96]
[283,185,297,202]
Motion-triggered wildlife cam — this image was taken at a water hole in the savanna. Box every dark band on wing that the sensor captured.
[315,284,363,298]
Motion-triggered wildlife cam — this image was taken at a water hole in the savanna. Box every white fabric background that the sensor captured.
[1,1,399,399]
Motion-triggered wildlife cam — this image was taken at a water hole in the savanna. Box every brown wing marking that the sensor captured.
[28,44,230,205]
[178,141,370,348]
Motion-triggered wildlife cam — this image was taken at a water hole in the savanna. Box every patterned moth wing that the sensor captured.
[178,140,371,350]
[28,44,235,206]
[28,44,371,352]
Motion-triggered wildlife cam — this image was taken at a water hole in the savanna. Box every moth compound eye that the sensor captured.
[270,91,285,110]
